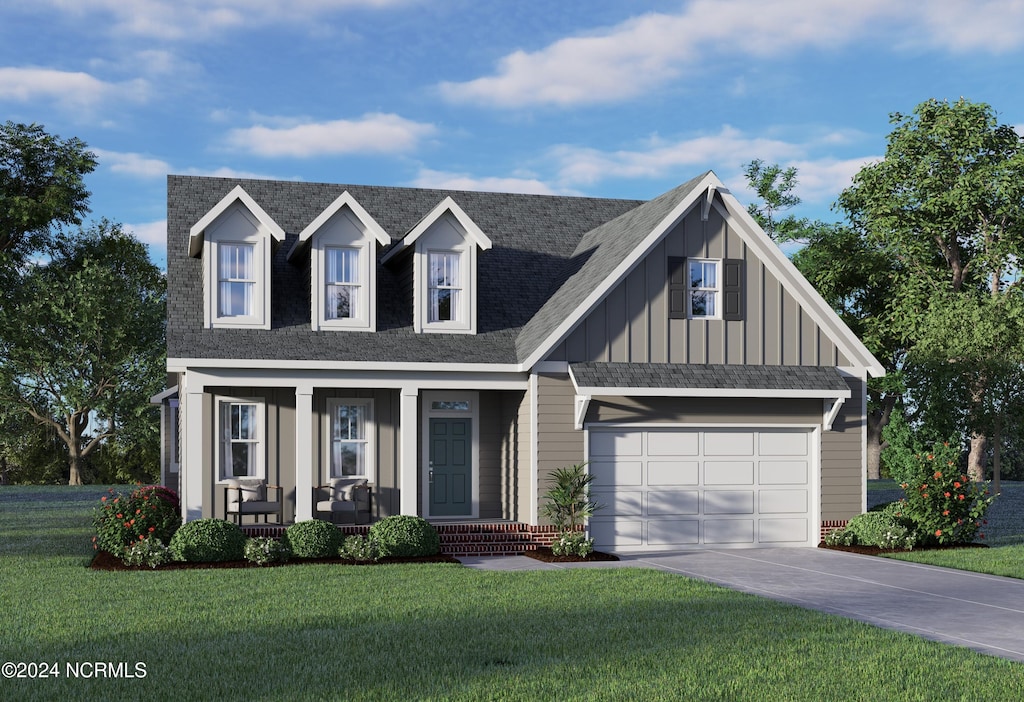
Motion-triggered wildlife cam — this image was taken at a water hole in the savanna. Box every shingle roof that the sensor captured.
[167,176,643,364]
[569,362,851,394]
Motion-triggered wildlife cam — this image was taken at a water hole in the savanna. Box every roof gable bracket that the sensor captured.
[574,394,591,431]
[823,397,846,431]
[701,185,717,221]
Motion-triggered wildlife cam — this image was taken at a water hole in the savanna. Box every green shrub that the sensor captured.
[168,519,246,562]
[244,537,291,565]
[551,530,594,558]
[121,536,171,568]
[339,534,379,562]
[283,520,343,559]
[92,485,182,558]
[823,527,855,546]
[368,515,439,557]
[846,508,916,550]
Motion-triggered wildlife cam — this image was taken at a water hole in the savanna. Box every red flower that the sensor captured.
[927,454,934,461]
[139,535,145,540]
[136,509,141,514]
[148,527,155,533]
[942,510,949,516]
[959,494,965,501]
[944,492,951,498]
[116,513,123,519]
[953,482,961,488]
[923,493,929,498]
[130,519,135,525]
[934,471,942,479]
[935,529,942,537]
[101,496,107,502]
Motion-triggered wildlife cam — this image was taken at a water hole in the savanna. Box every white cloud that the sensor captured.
[124,220,167,247]
[94,149,171,178]
[410,169,558,195]
[440,0,1024,108]
[225,113,436,158]
[0,67,148,110]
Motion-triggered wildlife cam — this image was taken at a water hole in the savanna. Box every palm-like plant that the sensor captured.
[540,463,601,533]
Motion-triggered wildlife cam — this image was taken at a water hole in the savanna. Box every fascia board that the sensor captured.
[520,172,721,370]
[188,185,286,257]
[381,195,492,264]
[713,190,886,377]
[167,357,522,374]
[570,385,852,400]
[287,190,391,261]
[149,385,179,404]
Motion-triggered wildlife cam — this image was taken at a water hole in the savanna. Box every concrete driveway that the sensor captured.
[459,547,1024,663]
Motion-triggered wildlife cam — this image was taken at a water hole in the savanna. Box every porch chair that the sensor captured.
[224,478,284,525]
[314,478,372,525]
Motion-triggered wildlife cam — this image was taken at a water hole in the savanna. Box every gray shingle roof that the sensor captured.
[569,362,851,393]
[167,176,644,364]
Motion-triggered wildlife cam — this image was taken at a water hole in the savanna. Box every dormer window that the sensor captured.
[189,186,284,331]
[288,191,391,332]
[428,251,462,323]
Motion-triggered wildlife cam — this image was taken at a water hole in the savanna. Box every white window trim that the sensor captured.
[203,204,272,330]
[421,390,479,519]
[688,258,722,320]
[325,398,375,482]
[309,207,379,332]
[216,397,265,483]
[415,242,477,334]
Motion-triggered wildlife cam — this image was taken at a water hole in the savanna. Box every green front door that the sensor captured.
[429,418,472,517]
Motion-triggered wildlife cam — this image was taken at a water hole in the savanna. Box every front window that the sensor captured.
[330,400,372,479]
[428,251,461,323]
[325,247,360,320]
[219,400,261,480]
[218,243,256,317]
[688,259,720,319]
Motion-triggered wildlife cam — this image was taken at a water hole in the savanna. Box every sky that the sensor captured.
[3,0,1024,270]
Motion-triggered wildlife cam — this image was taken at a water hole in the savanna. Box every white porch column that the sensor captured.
[183,386,205,522]
[399,386,419,516]
[294,385,314,522]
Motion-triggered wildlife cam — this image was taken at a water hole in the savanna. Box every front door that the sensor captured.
[429,418,472,517]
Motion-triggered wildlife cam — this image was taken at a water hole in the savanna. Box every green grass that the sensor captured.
[2,486,1023,701]
[883,544,1024,579]
[867,478,902,492]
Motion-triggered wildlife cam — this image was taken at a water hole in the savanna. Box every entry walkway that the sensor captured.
[458,547,1024,663]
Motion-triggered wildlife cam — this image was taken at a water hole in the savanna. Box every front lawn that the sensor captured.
[1,486,1022,700]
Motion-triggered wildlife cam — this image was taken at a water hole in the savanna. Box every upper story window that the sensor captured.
[669,256,744,322]
[190,186,285,331]
[428,251,462,323]
[289,191,391,332]
[688,259,719,319]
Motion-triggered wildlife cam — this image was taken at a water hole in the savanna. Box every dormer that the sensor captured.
[189,186,285,330]
[287,192,391,332]
[382,196,492,334]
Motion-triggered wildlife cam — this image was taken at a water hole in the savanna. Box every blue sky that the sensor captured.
[3,0,1024,269]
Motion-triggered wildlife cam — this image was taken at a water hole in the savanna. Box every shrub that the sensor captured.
[823,527,855,546]
[168,519,246,562]
[368,515,439,558]
[541,463,599,533]
[846,507,916,550]
[339,534,379,562]
[244,537,291,565]
[93,485,182,558]
[121,536,171,568]
[283,520,343,559]
[551,530,595,558]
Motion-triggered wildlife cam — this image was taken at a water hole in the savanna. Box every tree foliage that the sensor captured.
[0,222,166,484]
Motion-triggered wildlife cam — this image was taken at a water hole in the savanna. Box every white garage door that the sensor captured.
[588,428,815,551]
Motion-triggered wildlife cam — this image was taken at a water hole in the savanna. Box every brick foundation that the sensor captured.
[819,520,849,541]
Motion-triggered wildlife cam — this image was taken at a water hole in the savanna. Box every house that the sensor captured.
[156,171,884,551]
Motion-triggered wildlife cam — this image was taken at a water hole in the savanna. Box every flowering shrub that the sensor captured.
[283,520,344,559]
[168,519,247,562]
[823,527,855,546]
[121,537,171,568]
[551,530,594,558]
[244,537,291,565]
[339,534,379,562]
[92,485,182,560]
[897,445,995,545]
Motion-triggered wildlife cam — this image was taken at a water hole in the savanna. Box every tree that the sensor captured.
[838,98,1024,481]
[0,121,96,268]
[743,159,807,242]
[0,222,166,485]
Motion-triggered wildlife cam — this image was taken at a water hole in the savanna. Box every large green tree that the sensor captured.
[838,98,1024,481]
[0,222,166,485]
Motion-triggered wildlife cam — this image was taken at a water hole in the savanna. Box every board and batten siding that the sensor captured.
[534,374,586,523]
[820,376,865,524]
[546,205,850,368]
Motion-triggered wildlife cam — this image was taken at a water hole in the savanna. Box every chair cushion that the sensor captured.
[226,478,266,503]
[329,478,367,501]
[316,500,357,513]
[233,501,281,515]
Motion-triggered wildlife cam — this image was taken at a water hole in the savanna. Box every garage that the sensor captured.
[588,427,816,550]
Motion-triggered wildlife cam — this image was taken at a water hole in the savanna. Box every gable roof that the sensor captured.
[188,185,286,257]
[286,190,391,261]
[380,195,492,264]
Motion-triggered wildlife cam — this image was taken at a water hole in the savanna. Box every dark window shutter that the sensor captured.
[722,258,744,321]
[668,257,687,319]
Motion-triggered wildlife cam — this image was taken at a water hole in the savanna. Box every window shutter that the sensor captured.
[668,257,687,319]
[722,259,744,321]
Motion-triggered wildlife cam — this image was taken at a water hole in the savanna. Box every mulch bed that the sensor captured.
[818,542,988,556]
[90,550,460,571]
[523,546,619,563]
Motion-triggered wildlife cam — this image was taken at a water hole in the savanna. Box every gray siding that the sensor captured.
[535,374,585,523]
[820,376,865,523]
[498,390,528,521]
[479,391,503,519]
[548,206,849,367]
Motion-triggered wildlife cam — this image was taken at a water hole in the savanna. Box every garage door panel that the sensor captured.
[705,431,754,455]
[760,460,808,484]
[590,431,642,457]
[759,489,807,514]
[593,489,642,516]
[648,461,699,485]
[759,518,808,543]
[649,520,699,545]
[704,490,754,515]
[647,431,699,456]
[760,431,808,456]
[704,519,755,544]
[590,519,642,546]
[648,490,699,515]
[590,460,642,486]
[704,461,754,485]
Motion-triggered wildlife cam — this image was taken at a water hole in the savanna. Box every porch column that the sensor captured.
[183,385,205,522]
[399,386,419,516]
[294,385,314,522]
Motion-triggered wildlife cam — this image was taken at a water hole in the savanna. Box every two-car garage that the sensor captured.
[587,427,816,551]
